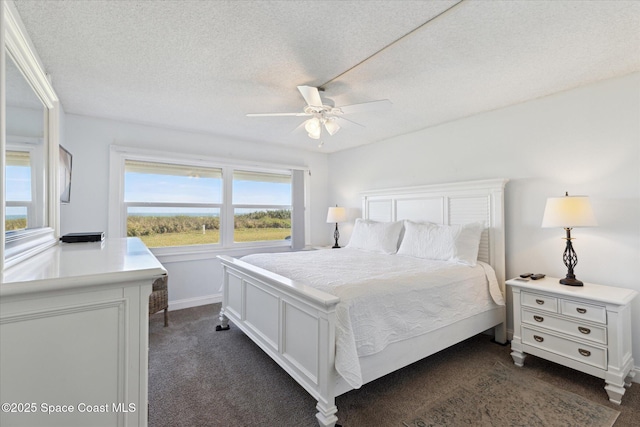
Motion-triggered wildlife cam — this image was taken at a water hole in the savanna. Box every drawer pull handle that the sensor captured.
[576,308,587,314]
[533,315,544,322]
[578,348,591,357]
[536,299,545,305]
[533,335,544,342]
[578,326,591,335]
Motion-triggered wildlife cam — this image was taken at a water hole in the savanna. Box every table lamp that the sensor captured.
[326,206,347,248]
[541,192,597,286]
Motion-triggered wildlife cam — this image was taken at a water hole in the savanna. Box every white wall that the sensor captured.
[61,115,330,309]
[328,73,640,367]
[6,105,43,137]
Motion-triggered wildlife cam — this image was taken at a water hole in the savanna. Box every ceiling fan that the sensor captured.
[247,86,391,143]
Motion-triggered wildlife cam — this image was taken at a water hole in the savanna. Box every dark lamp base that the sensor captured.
[332,244,341,249]
[560,230,584,286]
[560,277,584,287]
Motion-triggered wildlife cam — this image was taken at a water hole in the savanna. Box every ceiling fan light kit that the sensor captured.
[324,118,339,136]
[247,85,391,145]
[304,117,321,135]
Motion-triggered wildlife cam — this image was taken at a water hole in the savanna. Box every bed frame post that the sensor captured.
[315,310,338,427]
[494,322,507,344]
[315,402,338,427]
[215,308,230,331]
[216,272,231,331]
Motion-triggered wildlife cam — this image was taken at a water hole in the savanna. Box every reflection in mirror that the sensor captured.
[4,50,46,232]
[3,0,60,270]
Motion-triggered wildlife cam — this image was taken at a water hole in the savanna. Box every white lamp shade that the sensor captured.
[326,207,347,223]
[324,119,340,136]
[541,195,597,228]
[304,118,320,134]
[305,118,322,139]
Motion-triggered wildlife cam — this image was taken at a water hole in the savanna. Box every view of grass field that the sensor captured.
[127,210,291,247]
[6,211,290,248]
[6,218,27,231]
[136,228,291,247]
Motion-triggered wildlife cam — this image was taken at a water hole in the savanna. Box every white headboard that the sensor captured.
[361,179,509,290]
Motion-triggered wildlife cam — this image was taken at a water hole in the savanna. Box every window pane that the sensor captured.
[125,160,222,203]
[127,207,220,247]
[6,151,32,202]
[234,208,291,243]
[233,170,291,205]
[6,206,27,231]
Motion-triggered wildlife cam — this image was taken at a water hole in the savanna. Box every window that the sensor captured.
[6,151,31,231]
[232,170,292,243]
[124,160,223,248]
[111,147,307,254]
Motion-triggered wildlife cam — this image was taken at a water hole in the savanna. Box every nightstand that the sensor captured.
[507,276,637,404]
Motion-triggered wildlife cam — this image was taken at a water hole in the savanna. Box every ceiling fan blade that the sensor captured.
[335,116,364,128]
[246,112,310,117]
[291,120,308,134]
[297,85,323,107]
[338,99,392,115]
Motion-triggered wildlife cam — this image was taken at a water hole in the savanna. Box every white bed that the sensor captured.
[217,179,508,426]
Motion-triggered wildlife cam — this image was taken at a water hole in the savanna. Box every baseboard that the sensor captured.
[168,294,221,311]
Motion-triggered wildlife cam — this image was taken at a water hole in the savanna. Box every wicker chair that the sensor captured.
[149,275,169,327]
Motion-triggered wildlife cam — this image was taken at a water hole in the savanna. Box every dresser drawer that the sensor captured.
[522,292,558,313]
[522,309,607,345]
[560,299,607,324]
[522,326,607,370]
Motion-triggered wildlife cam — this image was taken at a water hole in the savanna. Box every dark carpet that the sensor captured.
[149,304,640,426]
[405,361,618,426]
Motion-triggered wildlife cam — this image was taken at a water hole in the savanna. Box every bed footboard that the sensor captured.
[217,255,341,427]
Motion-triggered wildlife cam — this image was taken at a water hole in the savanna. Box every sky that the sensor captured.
[5,165,31,202]
[6,165,31,217]
[124,172,292,213]
[6,167,292,218]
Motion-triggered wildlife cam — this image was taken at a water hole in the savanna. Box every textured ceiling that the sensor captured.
[11,0,640,153]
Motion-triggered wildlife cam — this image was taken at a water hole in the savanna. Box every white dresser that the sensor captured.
[0,238,166,427]
[507,276,637,404]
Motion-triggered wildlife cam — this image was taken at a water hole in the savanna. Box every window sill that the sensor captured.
[4,228,58,270]
[149,242,292,263]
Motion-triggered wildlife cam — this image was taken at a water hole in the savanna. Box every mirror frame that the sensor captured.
[2,0,60,270]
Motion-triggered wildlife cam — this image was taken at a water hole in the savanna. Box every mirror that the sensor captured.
[5,50,47,232]
[3,1,60,269]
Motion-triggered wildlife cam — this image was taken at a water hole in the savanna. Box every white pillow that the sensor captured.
[397,221,455,261]
[452,222,485,266]
[346,219,403,254]
[397,221,484,266]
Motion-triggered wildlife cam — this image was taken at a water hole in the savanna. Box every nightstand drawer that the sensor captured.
[560,300,606,324]
[522,326,607,370]
[522,309,607,345]
[522,292,558,313]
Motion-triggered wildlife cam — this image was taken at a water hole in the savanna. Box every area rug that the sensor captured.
[402,362,619,427]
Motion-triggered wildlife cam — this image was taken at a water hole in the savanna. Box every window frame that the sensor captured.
[109,145,308,260]
[228,167,293,247]
[6,137,46,230]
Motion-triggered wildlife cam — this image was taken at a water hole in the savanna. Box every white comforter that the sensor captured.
[241,248,504,388]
